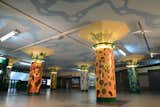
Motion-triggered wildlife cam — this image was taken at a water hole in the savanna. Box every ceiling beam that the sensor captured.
[0,0,92,52]
[11,26,91,52]
[138,21,151,53]
[0,0,61,33]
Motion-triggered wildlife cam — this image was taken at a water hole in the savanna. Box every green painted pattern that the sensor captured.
[97,97,116,102]
[128,67,140,93]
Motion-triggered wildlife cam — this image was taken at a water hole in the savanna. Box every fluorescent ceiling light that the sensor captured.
[0,29,20,42]
[19,62,31,66]
[70,68,81,71]
[132,30,150,34]
[118,49,126,56]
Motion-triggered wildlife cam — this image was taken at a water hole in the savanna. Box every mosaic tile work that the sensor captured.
[51,73,57,90]
[95,48,116,101]
[80,71,88,91]
[28,62,43,94]
[128,67,140,93]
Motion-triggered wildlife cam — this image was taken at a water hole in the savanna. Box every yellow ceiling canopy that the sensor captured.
[22,45,54,60]
[48,66,61,72]
[79,20,129,44]
[76,62,92,71]
[121,55,144,65]
[76,62,92,67]
[7,57,19,68]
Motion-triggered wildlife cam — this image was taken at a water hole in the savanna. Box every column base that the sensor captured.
[97,97,116,102]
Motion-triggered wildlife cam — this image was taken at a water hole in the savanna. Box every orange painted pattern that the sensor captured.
[95,48,116,98]
[28,62,43,94]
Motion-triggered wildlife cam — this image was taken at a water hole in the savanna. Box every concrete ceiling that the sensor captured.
[0,0,160,69]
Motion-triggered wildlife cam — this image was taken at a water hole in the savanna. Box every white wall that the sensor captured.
[10,71,29,81]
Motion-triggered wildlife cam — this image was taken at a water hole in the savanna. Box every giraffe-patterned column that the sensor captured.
[127,65,140,93]
[22,45,54,94]
[50,72,57,90]
[49,66,60,90]
[79,20,129,102]
[94,44,116,102]
[28,61,43,94]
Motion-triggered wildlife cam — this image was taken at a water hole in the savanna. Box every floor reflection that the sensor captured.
[0,89,159,107]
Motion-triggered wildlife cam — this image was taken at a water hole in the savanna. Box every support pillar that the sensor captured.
[94,44,116,102]
[127,66,140,93]
[79,20,129,102]
[50,72,57,90]
[121,55,144,93]
[80,71,88,91]
[28,61,43,94]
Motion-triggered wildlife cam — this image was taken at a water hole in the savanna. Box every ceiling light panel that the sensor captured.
[0,29,20,42]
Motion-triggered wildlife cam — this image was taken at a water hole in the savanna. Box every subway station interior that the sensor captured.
[0,0,160,107]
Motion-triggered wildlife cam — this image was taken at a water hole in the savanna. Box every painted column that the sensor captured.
[77,63,90,91]
[50,72,57,90]
[28,61,43,94]
[127,66,140,93]
[80,71,88,91]
[79,20,129,102]
[122,55,144,93]
[22,45,54,94]
[94,44,116,102]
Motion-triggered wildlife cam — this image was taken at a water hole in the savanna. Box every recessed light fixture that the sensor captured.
[118,49,126,56]
[132,30,149,34]
[0,29,20,42]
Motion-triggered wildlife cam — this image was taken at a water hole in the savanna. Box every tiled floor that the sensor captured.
[0,89,160,107]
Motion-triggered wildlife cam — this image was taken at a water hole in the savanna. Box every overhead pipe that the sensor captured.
[138,21,151,53]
